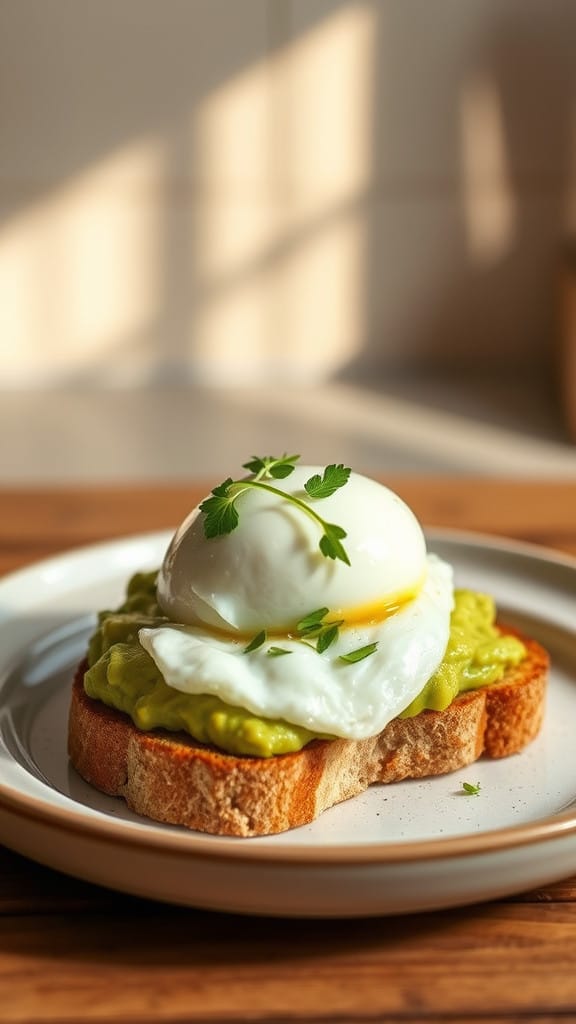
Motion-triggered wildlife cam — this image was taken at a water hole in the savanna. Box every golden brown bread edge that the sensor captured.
[68,630,549,837]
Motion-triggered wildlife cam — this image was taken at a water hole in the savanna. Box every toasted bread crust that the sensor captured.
[68,630,548,836]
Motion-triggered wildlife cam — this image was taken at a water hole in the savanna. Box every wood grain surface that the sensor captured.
[0,479,575,1024]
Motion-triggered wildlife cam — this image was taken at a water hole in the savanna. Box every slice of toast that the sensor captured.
[67,630,548,837]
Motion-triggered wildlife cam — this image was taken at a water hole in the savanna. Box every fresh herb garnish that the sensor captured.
[200,455,352,565]
[304,464,351,499]
[200,478,239,538]
[245,607,375,661]
[319,522,349,564]
[242,454,299,479]
[296,608,343,653]
[462,781,481,796]
[339,642,379,664]
[243,629,267,653]
[243,633,291,657]
[316,623,341,654]
[296,608,330,635]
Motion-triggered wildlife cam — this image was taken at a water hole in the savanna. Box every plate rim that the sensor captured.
[1,775,576,867]
[0,526,575,868]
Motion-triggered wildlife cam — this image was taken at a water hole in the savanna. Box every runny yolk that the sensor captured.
[199,576,425,642]
[329,577,424,630]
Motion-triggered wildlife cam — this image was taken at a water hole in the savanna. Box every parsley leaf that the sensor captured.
[462,781,481,796]
[316,623,341,654]
[295,608,344,652]
[339,642,378,664]
[242,454,300,480]
[319,522,350,565]
[296,608,330,634]
[243,629,267,653]
[304,464,351,500]
[199,478,239,538]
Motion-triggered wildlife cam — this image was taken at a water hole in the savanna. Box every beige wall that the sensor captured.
[1,0,575,388]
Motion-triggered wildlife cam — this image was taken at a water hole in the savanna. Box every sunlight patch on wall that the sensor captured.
[276,213,368,380]
[193,274,271,385]
[195,202,275,282]
[459,72,516,264]
[194,59,271,196]
[282,2,375,223]
[191,201,274,383]
[191,2,376,384]
[0,139,162,385]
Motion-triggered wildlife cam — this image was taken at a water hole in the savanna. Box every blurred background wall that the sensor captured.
[1,0,576,479]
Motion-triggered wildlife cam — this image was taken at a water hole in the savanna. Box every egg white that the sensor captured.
[157,467,427,633]
[139,554,453,741]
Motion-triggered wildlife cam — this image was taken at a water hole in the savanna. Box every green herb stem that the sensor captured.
[200,456,351,564]
[229,479,350,566]
[231,479,335,533]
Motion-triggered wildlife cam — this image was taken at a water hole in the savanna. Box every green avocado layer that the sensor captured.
[84,572,526,758]
[400,589,525,717]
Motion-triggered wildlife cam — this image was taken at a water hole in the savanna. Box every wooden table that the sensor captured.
[1,479,576,1024]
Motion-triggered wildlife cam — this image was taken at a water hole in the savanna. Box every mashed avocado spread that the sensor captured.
[84,572,526,758]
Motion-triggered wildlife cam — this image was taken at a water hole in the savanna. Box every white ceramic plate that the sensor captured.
[0,528,575,918]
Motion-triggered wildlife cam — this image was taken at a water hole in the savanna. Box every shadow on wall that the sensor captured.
[1,0,575,423]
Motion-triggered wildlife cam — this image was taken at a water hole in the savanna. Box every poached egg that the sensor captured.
[139,466,454,740]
